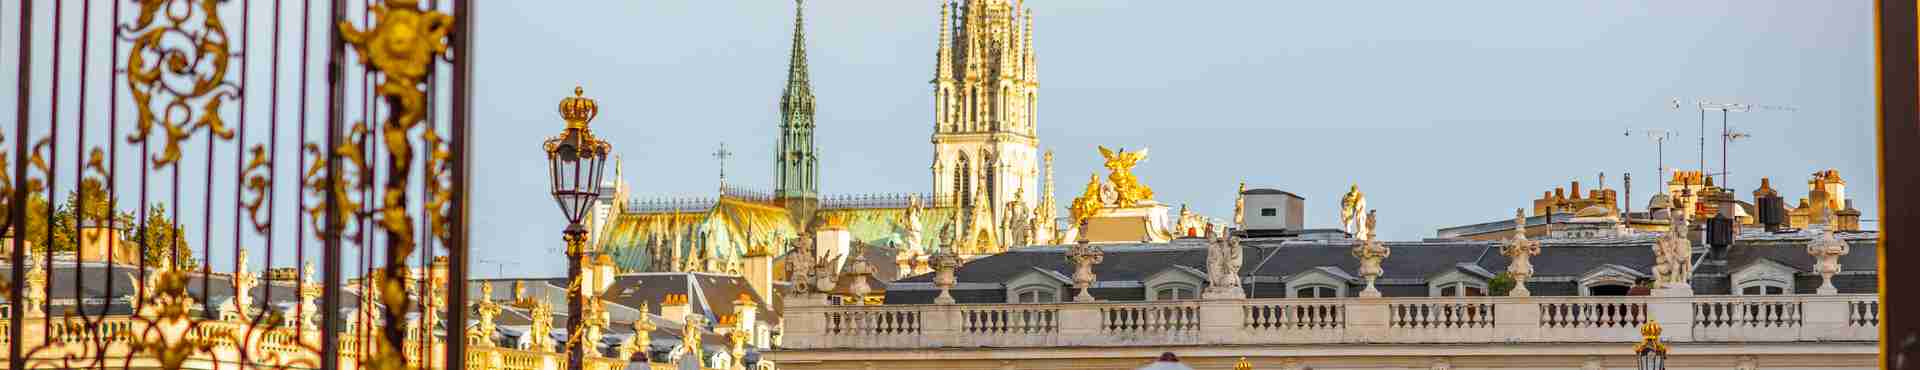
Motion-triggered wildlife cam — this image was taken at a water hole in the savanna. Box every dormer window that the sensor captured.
[1013,287,1059,303]
[1427,263,1494,297]
[1143,266,1207,301]
[1731,259,1798,296]
[1579,264,1649,296]
[1437,282,1486,297]
[1294,285,1340,298]
[1153,284,1196,300]
[1004,267,1072,303]
[1286,266,1356,298]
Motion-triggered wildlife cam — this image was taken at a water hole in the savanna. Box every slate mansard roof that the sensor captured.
[884,229,1878,304]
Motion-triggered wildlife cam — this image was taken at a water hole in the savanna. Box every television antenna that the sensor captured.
[1670,98,1796,190]
[475,258,519,278]
[1623,128,1674,185]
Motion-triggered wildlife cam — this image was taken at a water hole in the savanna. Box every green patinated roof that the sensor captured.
[816,207,959,254]
[596,197,798,272]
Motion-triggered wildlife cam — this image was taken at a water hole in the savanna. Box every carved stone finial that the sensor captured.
[1807,229,1850,294]
[930,248,961,304]
[842,250,875,305]
[1352,239,1390,298]
[1500,208,1543,297]
[1066,239,1104,302]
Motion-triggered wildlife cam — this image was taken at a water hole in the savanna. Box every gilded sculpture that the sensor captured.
[1097,146,1154,207]
[1340,184,1369,238]
[1069,173,1106,227]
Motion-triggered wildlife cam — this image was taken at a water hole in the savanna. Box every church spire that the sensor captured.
[782,0,813,113]
[777,0,820,226]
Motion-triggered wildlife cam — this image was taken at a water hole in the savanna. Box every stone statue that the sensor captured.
[902,194,925,254]
[1651,198,1694,292]
[1066,238,1104,302]
[1807,229,1850,294]
[23,250,45,318]
[1097,146,1154,207]
[1340,184,1369,238]
[1352,238,1391,298]
[1203,228,1245,299]
[784,234,819,293]
[1004,187,1032,247]
[1499,209,1542,297]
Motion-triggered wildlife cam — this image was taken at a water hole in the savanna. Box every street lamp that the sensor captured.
[546,86,611,370]
[1635,319,1669,370]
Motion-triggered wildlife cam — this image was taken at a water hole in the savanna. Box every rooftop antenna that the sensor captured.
[1623,128,1674,185]
[1671,98,1796,190]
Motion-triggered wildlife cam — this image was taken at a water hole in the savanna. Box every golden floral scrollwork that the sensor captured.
[241,145,272,233]
[303,122,371,242]
[124,0,238,168]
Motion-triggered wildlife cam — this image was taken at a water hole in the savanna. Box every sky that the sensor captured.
[1,1,1879,279]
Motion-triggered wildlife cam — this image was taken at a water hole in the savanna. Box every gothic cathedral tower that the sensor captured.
[931,0,1043,250]
[776,0,820,226]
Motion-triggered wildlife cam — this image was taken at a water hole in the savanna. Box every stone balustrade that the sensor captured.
[780,294,1880,350]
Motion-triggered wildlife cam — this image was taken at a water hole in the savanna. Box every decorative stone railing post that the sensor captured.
[1807,229,1849,295]
[930,248,960,304]
[1500,209,1542,297]
[1351,240,1390,298]
[1067,239,1104,302]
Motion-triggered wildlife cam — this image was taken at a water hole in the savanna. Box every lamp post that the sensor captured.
[546,86,612,370]
[1635,319,1669,370]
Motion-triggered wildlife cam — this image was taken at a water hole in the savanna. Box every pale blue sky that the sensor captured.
[2,1,1878,278]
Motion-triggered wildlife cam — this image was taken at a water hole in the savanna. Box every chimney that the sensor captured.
[1754,178,1786,232]
[816,226,851,272]
[661,293,691,324]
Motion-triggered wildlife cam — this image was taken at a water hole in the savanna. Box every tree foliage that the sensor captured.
[1489,272,1516,297]
[0,179,194,269]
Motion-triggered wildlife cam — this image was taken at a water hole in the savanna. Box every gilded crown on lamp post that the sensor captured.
[558,85,599,129]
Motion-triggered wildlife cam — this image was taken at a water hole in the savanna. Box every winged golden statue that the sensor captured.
[1098,146,1154,207]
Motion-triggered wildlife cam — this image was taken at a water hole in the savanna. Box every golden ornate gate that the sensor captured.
[3,0,477,368]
